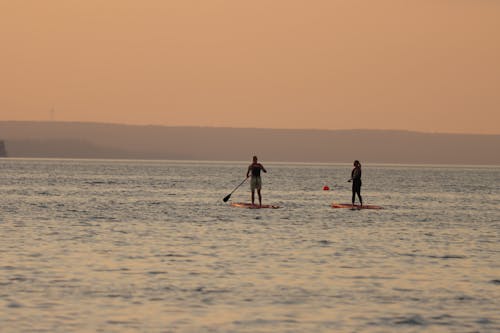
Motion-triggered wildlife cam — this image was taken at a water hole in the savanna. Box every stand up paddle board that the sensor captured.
[331,203,383,210]
[230,202,280,209]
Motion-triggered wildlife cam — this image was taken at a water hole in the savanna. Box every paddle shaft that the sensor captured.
[223,177,249,202]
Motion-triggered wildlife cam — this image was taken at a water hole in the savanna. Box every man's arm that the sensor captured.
[261,164,267,173]
[246,165,251,178]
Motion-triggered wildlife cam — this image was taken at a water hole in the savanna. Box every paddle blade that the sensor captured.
[223,194,231,202]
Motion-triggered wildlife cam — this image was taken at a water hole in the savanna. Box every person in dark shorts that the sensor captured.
[348,160,363,206]
[246,156,267,207]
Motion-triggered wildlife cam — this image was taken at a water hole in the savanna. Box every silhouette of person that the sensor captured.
[349,160,363,207]
[246,156,267,207]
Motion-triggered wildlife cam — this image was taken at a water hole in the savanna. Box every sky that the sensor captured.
[1,0,499,134]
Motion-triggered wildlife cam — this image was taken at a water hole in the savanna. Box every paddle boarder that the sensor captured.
[247,156,267,207]
[348,160,363,207]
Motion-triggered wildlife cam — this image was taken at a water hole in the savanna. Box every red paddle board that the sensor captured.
[230,202,280,209]
[331,203,383,210]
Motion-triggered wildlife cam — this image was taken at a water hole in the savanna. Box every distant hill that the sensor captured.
[1,121,499,165]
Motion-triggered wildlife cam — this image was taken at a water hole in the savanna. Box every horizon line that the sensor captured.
[1,119,499,136]
[2,156,499,168]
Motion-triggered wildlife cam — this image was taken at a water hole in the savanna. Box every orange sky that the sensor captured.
[1,0,499,134]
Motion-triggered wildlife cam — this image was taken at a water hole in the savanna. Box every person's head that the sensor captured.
[253,156,258,163]
[354,160,361,167]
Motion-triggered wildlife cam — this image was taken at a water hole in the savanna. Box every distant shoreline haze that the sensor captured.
[0,121,499,165]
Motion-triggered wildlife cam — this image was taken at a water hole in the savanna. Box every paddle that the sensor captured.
[223,177,249,202]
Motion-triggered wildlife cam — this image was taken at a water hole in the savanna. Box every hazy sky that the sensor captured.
[1,1,499,134]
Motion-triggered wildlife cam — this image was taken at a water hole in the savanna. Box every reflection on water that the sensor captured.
[1,159,499,332]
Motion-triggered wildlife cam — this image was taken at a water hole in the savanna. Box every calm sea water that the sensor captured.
[1,159,499,332]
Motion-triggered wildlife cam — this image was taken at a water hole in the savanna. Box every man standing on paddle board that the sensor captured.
[247,156,267,207]
[348,160,363,207]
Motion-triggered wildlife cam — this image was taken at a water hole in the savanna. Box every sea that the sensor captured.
[1,158,499,333]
